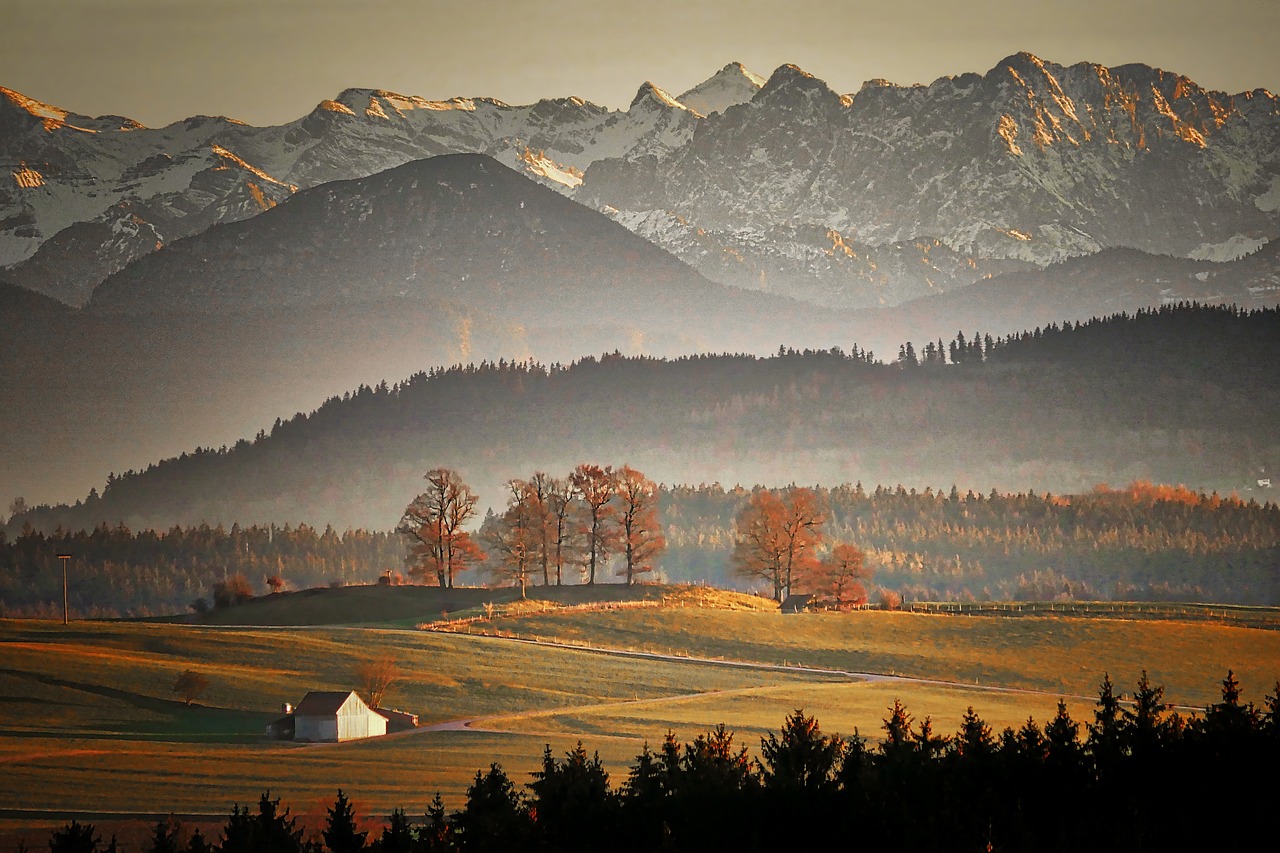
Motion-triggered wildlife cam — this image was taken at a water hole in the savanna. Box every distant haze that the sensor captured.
[4,0,1278,126]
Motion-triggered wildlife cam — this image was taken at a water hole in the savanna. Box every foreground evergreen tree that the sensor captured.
[148,818,180,853]
[48,821,116,853]
[418,794,454,853]
[527,742,615,851]
[220,792,310,853]
[759,708,843,792]
[184,829,210,853]
[322,790,366,853]
[369,809,411,853]
[452,764,528,853]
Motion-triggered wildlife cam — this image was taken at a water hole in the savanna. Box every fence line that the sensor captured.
[906,600,1280,629]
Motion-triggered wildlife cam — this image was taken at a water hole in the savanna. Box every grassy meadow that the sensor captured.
[468,603,1280,708]
[1,584,1278,839]
[0,614,828,821]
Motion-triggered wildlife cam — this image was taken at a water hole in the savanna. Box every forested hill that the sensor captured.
[9,304,1279,533]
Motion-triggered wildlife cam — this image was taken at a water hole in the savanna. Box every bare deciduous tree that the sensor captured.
[481,480,541,598]
[732,488,826,601]
[355,655,400,709]
[812,543,872,607]
[544,475,580,586]
[398,468,484,588]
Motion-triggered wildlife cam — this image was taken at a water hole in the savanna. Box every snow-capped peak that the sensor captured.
[676,62,766,116]
[630,81,698,114]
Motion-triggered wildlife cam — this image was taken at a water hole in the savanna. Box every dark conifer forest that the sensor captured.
[9,304,1278,535]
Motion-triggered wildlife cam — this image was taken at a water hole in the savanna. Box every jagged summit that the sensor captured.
[992,51,1048,75]
[763,63,816,86]
[755,63,850,108]
[676,62,766,115]
[629,81,694,113]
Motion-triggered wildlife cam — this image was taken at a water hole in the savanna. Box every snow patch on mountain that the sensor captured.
[1188,235,1267,261]
[1257,176,1280,212]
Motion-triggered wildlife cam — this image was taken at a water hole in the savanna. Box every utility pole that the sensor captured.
[56,554,71,624]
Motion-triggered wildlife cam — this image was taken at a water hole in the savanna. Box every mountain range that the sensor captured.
[4,54,1277,309]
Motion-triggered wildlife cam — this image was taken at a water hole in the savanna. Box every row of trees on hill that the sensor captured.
[42,672,1280,852]
[397,466,666,595]
[398,468,874,603]
[0,522,400,617]
[3,477,1275,615]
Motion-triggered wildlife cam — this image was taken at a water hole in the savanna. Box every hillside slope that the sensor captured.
[1,155,849,510]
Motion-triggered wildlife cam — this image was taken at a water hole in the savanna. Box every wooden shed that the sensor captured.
[293,691,387,742]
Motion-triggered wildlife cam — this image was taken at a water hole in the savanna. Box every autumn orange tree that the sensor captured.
[812,543,873,607]
[731,487,825,600]
[570,464,617,585]
[398,468,484,587]
[616,465,665,585]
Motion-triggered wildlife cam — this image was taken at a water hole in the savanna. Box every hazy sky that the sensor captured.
[4,0,1278,127]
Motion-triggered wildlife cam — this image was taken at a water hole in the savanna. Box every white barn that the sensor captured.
[293,691,387,742]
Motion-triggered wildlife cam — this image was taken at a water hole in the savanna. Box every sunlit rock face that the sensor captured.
[2,54,1278,309]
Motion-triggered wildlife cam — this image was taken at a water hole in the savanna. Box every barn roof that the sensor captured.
[375,707,419,730]
[294,691,359,716]
[780,593,813,613]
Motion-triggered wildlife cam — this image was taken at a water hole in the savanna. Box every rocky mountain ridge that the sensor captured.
[3,53,1277,308]
[581,54,1280,307]
[0,67,745,305]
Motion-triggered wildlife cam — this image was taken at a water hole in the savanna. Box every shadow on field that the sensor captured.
[0,667,273,742]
